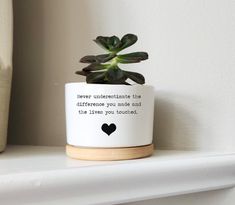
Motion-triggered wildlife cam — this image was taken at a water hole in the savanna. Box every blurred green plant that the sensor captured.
[76,34,148,85]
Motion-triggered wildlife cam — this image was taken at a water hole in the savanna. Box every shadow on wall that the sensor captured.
[8,0,45,145]
[8,0,95,145]
[153,91,200,150]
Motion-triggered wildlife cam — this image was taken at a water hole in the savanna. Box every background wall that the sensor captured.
[9,0,235,151]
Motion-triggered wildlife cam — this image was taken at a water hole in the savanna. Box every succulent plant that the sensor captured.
[76,34,148,85]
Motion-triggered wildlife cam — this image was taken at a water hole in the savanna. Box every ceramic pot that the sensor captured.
[0,0,13,152]
[65,82,154,148]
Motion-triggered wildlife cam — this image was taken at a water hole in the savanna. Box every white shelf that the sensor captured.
[0,146,235,205]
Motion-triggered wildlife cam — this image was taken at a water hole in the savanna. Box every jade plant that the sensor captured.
[76,34,148,85]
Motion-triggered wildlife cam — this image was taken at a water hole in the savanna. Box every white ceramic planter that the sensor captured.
[65,82,154,148]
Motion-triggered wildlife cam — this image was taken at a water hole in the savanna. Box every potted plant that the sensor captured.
[65,34,154,160]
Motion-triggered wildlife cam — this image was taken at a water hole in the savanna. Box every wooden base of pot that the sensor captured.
[66,144,154,161]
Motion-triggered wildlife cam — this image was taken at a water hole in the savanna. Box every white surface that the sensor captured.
[124,188,235,205]
[10,0,235,152]
[0,146,234,205]
[65,83,154,147]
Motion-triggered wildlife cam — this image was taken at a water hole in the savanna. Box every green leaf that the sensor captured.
[117,52,148,63]
[96,53,116,63]
[80,53,116,64]
[123,82,131,85]
[86,72,106,83]
[118,34,138,51]
[125,71,145,84]
[83,63,109,71]
[75,70,91,76]
[94,36,110,51]
[94,36,121,52]
[106,66,125,82]
[107,36,121,51]
[80,55,97,63]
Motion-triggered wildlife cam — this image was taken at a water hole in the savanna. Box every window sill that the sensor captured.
[0,145,235,205]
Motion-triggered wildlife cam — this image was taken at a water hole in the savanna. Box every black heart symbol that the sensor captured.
[101,123,116,136]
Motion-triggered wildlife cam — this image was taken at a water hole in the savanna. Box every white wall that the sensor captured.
[9,0,235,151]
